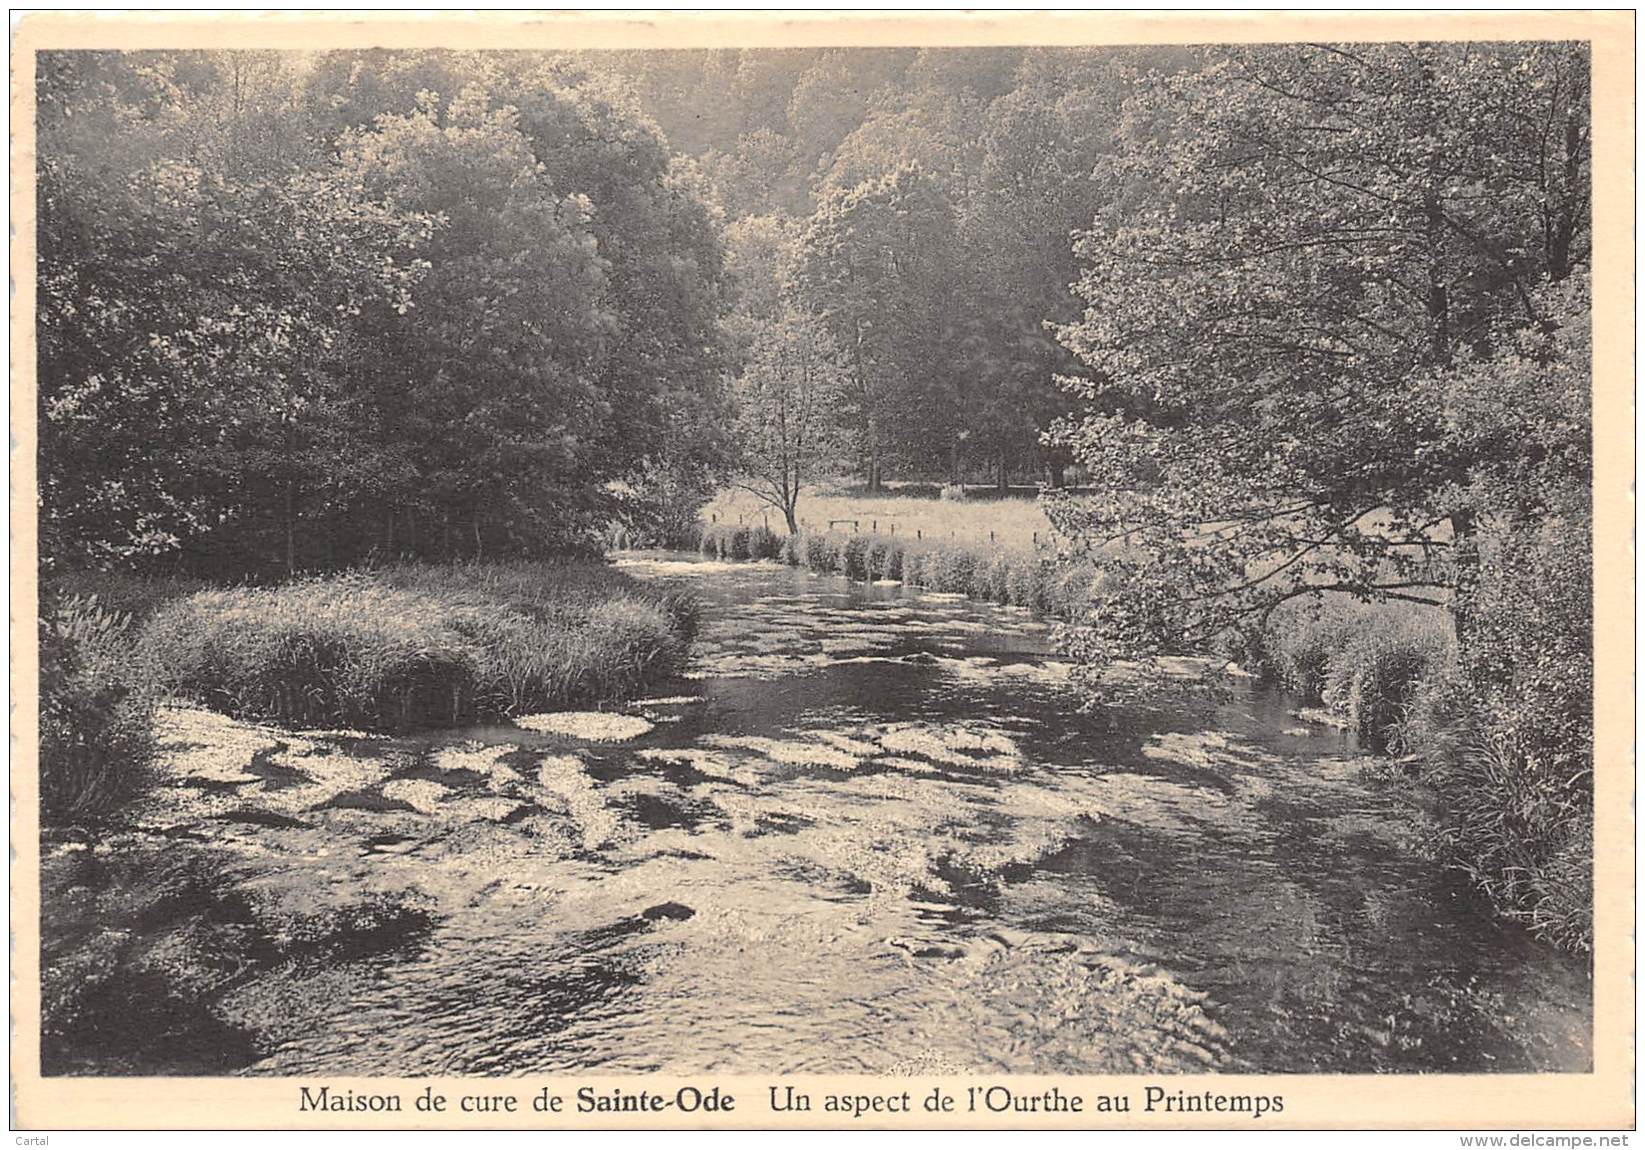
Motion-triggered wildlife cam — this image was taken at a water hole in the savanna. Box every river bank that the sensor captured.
[40,553,1591,1076]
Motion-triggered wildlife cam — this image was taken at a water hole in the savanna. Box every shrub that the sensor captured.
[39,594,157,822]
[866,538,905,582]
[726,526,753,560]
[669,521,705,553]
[1260,597,1371,701]
[1004,558,1050,613]
[1435,510,1593,951]
[747,525,781,560]
[698,525,721,559]
[840,534,873,581]
[780,532,804,566]
[939,483,969,502]
[803,533,843,575]
[137,562,696,731]
[978,553,1013,604]
[924,544,979,594]
[1458,510,1592,793]
[1321,612,1456,752]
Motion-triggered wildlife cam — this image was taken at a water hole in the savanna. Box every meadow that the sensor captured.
[701,483,1058,550]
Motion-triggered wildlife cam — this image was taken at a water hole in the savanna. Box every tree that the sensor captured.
[1044,41,1590,685]
[37,51,432,574]
[796,166,960,488]
[336,86,618,558]
[38,50,732,572]
[730,307,853,533]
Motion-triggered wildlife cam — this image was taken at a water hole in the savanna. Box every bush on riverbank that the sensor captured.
[1255,597,1458,753]
[698,523,780,562]
[759,528,1080,619]
[39,593,158,822]
[1435,515,1593,952]
[134,561,697,731]
[1250,548,1592,952]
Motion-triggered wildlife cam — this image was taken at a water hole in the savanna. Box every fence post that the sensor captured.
[990,530,995,543]
[872,520,877,533]
[917,529,922,540]
[711,513,717,523]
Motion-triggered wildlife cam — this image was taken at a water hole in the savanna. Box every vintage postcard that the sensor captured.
[9,9,1634,1134]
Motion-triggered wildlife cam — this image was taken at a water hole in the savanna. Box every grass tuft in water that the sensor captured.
[135,561,697,731]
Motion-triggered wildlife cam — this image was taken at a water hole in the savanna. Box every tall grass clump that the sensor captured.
[49,569,213,624]
[136,561,697,731]
[711,521,1073,619]
[1426,514,1593,951]
[922,543,981,593]
[1004,555,1052,613]
[780,532,804,566]
[866,537,905,581]
[1258,596,1456,751]
[802,533,843,575]
[977,552,1013,604]
[1254,511,1593,954]
[839,534,873,581]
[1259,599,1372,701]
[39,593,157,822]
[699,523,778,561]
[1322,613,1457,752]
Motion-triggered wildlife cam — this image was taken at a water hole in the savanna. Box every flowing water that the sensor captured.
[116,552,1591,1075]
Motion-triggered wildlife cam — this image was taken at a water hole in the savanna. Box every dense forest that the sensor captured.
[39,46,1192,574]
[38,43,1593,952]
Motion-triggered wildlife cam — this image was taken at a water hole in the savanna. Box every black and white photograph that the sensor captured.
[13,10,1632,1133]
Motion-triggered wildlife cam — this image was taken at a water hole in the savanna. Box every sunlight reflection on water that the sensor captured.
[152,551,1589,1076]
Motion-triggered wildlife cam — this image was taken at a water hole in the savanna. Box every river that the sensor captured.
[111,552,1592,1075]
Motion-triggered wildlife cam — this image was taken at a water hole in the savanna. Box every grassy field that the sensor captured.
[702,484,1056,550]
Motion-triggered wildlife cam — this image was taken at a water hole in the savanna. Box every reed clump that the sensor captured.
[136,561,697,731]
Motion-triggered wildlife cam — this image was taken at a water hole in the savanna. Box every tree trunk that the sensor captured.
[1549,106,1583,282]
[996,449,1009,493]
[1446,505,1480,647]
[283,483,296,577]
[1425,185,1451,366]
